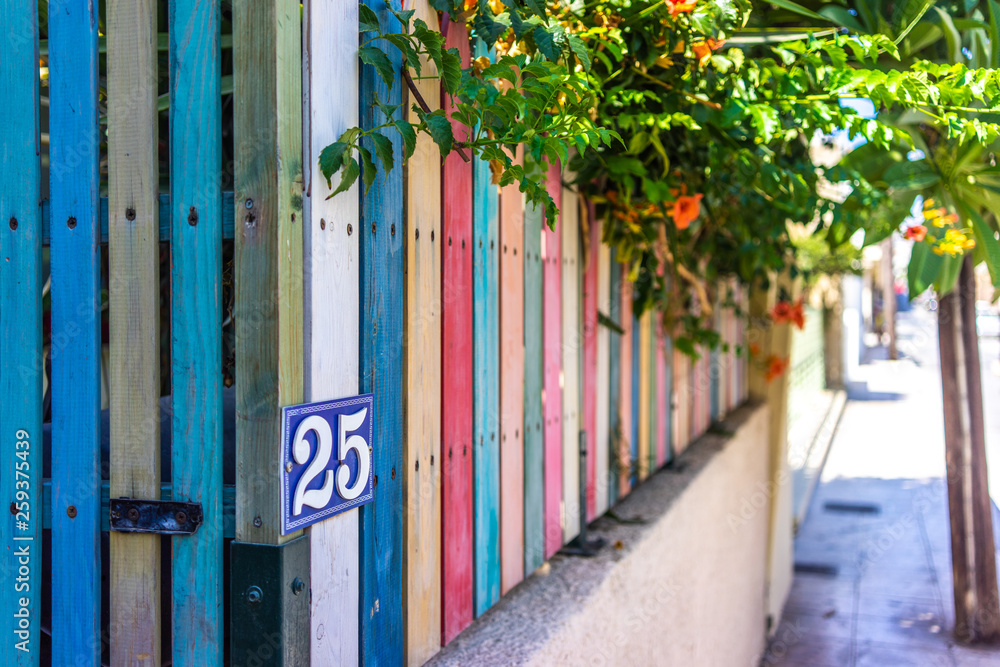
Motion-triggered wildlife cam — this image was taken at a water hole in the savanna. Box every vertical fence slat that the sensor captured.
[0,3,42,664]
[595,234,611,515]
[583,204,599,521]
[401,2,442,662]
[648,316,658,474]
[499,151,524,595]
[656,326,668,469]
[522,202,545,574]
[168,0,223,662]
[440,19,474,645]
[303,0,360,662]
[637,312,651,481]
[663,335,674,466]
[630,308,640,486]
[359,0,405,658]
[560,184,580,541]
[618,274,632,496]
[607,260,621,505]
[48,1,101,663]
[542,163,563,558]
[472,39,501,616]
[107,0,162,661]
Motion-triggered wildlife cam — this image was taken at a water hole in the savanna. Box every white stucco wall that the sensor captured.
[429,403,775,667]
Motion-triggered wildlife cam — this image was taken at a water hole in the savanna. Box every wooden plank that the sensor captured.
[47,2,102,663]
[673,347,689,456]
[637,311,652,481]
[661,334,674,466]
[594,223,611,516]
[440,18,474,644]
[302,0,360,662]
[655,324,668,469]
[630,308,640,487]
[542,161,563,557]
[618,274,633,496]
[560,184,580,541]
[472,39,501,616]
[107,0,162,661]
[0,2,43,663]
[607,259,621,505]
[401,1,442,661]
[359,0,405,658]
[168,0,223,662]
[582,203,599,521]
[522,201,545,574]
[499,149,524,595]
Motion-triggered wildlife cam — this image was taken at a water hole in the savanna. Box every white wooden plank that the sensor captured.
[561,185,580,540]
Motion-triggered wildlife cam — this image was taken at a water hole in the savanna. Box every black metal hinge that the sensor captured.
[109,497,203,535]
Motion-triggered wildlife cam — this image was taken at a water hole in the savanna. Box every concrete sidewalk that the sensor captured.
[765,308,1000,666]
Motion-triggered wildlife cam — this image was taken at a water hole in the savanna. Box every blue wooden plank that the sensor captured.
[168,0,223,663]
[359,0,404,661]
[630,309,640,488]
[40,192,236,244]
[0,2,43,663]
[47,2,102,663]
[607,261,621,504]
[472,39,501,617]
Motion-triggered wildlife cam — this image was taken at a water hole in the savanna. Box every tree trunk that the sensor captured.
[938,256,1000,642]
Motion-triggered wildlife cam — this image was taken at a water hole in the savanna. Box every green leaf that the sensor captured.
[568,34,591,70]
[329,157,361,197]
[359,46,395,88]
[422,110,454,155]
[371,132,395,174]
[440,48,463,94]
[597,310,625,334]
[319,141,351,188]
[884,160,940,191]
[533,25,563,62]
[935,252,962,296]
[394,120,417,160]
[962,203,1000,288]
[359,146,377,193]
[907,240,938,299]
[988,0,1000,68]
[359,5,381,33]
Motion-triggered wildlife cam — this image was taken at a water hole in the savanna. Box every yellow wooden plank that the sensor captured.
[107,0,161,662]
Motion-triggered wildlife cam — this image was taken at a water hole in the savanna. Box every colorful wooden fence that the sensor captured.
[1,4,750,665]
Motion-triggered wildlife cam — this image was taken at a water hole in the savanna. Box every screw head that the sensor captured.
[253,515,262,527]
[245,198,254,209]
[126,507,140,522]
[66,506,77,519]
[8,217,17,230]
[175,511,187,524]
[292,578,306,595]
[247,586,263,605]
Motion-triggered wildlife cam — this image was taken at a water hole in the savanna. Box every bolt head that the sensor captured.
[247,586,263,604]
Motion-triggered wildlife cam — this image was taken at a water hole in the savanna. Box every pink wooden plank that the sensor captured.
[582,200,598,521]
[656,324,668,467]
[618,273,633,496]
[499,151,525,594]
[440,18,474,645]
[542,161,563,557]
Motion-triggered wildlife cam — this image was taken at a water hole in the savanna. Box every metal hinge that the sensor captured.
[109,497,203,535]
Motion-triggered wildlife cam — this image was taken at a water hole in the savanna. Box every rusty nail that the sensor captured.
[372,222,376,234]
[9,502,17,515]
[125,208,135,221]
[320,218,326,230]
[431,230,435,242]
[253,515,262,527]
[347,223,353,235]
[188,206,198,226]
[126,508,139,522]
[175,511,187,524]
[67,216,77,229]
[391,467,396,480]
[8,217,17,231]
[67,506,77,518]
[415,228,419,240]
[391,224,395,236]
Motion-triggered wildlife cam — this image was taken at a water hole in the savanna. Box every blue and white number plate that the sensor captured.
[279,393,375,535]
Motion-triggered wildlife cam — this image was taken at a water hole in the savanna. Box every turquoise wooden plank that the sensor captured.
[40,192,236,244]
[1,2,43,663]
[473,39,501,616]
[48,2,102,663]
[359,0,404,660]
[523,203,545,573]
[607,260,621,504]
[168,0,223,662]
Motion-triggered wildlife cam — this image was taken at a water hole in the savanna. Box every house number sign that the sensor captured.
[279,394,375,535]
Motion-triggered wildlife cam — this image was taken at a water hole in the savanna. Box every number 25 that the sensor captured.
[291,409,370,516]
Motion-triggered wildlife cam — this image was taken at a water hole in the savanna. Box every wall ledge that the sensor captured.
[427,401,772,667]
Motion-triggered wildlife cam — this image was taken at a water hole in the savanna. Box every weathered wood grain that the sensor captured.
[48,1,102,663]
[542,161,564,557]
[440,18,474,645]
[522,201,545,574]
[630,308,640,487]
[107,0,162,661]
[618,274,633,496]
[359,0,406,658]
[499,149,525,595]
[168,0,223,662]
[0,2,43,664]
[637,311,652,481]
[302,0,360,662]
[400,2,443,662]
[583,202,600,520]
[655,324,668,469]
[607,259,621,504]
[560,184,581,541]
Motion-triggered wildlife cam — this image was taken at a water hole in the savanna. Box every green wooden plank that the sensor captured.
[523,202,545,573]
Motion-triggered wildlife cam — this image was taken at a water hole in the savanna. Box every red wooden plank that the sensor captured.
[440,18,474,645]
[543,161,563,557]
[582,201,598,520]
[656,324,668,467]
[499,149,525,594]
[618,273,633,496]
